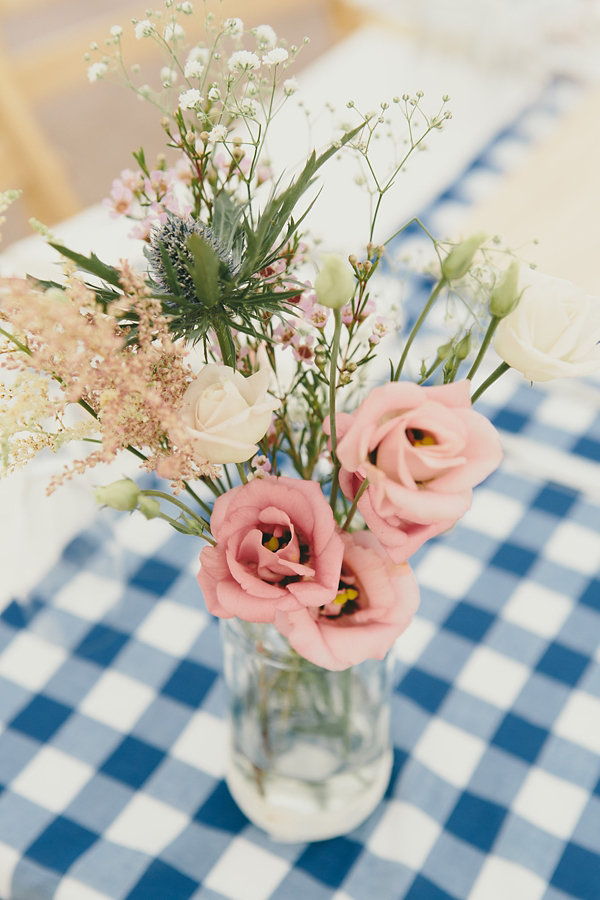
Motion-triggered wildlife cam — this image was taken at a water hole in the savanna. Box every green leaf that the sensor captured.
[212,190,245,254]
[132,147,150,177]
[48,243,123,289]
[156,241,184,298]
[183,233,220,308]
[241,123,364,276]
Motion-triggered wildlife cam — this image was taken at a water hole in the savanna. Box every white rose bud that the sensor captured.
[138,495,161,519]
[177,364,280,464]
[441,231,487,281]
[489,260,521,318]
[494,267,600,382]
[94,479,140,511]
[315,254,355,309]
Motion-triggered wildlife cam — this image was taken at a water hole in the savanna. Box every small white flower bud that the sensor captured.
[441,232,487,281]
[94,479,140,511]
[315,254,355,309]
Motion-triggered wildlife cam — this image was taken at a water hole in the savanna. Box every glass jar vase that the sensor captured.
[221,617,394,842]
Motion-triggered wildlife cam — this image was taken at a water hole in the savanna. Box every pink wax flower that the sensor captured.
[275,531,420,670]
[197,476,344,622]
[327,380,503,562]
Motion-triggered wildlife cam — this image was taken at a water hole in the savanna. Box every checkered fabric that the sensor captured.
[1,74,599,900]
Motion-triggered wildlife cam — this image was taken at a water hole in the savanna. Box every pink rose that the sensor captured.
[275,531,420,670]
[328,380,502,562]
[197,476,344,622]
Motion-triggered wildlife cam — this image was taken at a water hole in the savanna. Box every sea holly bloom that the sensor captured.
[327,380,503,563]
[275,531,420,670]
[197,476,344,622]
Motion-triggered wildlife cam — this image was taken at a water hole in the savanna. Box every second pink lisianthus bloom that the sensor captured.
[275,530,420,670]
[327,380,503,563]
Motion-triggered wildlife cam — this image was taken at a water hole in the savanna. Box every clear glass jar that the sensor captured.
[221,617,394,842]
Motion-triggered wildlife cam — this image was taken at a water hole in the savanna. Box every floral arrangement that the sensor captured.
[2,4,600,678]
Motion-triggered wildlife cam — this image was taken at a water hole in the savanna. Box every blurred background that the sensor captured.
[2,0,600,288]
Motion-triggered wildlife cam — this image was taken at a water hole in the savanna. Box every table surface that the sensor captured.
[0,24,599,900]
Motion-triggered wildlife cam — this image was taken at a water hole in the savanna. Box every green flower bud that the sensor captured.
[489,260,521,318]
[455,333,472,360]
[315,254,355,309]
[436,340,454,361]
[138,495,161,519]
[441,231,487,281]
[94,479,140,511]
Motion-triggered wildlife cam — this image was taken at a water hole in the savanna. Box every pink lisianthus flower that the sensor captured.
[197,476,344,622]
[275,531,420,670]
[326,380,503,563]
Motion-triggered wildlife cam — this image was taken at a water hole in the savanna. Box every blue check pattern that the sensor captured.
[1,77,599,900]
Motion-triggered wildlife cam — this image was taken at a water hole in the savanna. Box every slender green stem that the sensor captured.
[213,317,236,369]
[236,462,248,485]
[328,308,344,513]
[393,278,446,380]
[342,478,370,531]
[182,482,213,516]
[0,325,30,355]
[466,316,500,382]
[471,361,510,403]
[201,475,224,497]
[141,489,210,530]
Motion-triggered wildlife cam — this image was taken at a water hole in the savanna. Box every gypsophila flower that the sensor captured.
[180,1,193,13]
[263,48,288,66]
[283,77,299,96]
[187,46,209,65]
[135,19,154,39]
[240,98,258,117]
[254,24,277,49]
[178,88,202,109]
[209,124,228,142]
[208,86,220,101]
[160,66,177,84]
[164,23,185,42]
[228,50,260,71]
[224,17,243,36]
[110,25,123,37]
[87,62,107,82]
[184,59,204,78]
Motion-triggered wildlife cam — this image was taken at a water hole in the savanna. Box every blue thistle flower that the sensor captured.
[147,214,240,303]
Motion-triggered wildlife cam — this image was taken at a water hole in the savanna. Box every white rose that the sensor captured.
[494,267,600,382]
[179,364,279,464]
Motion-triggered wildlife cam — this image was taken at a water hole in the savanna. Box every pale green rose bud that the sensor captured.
[441,231,487,281]
[315,254,355,309]
[455,333,471,360]
[489,260,521,318]
[138,495,161,519]
[94,479,140,511]
[436,340,454,361]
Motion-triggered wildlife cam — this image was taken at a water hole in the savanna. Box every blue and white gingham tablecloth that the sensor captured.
[0,44,599,900]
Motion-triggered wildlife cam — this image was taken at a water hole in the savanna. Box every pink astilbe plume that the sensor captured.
[0,263,218,492]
